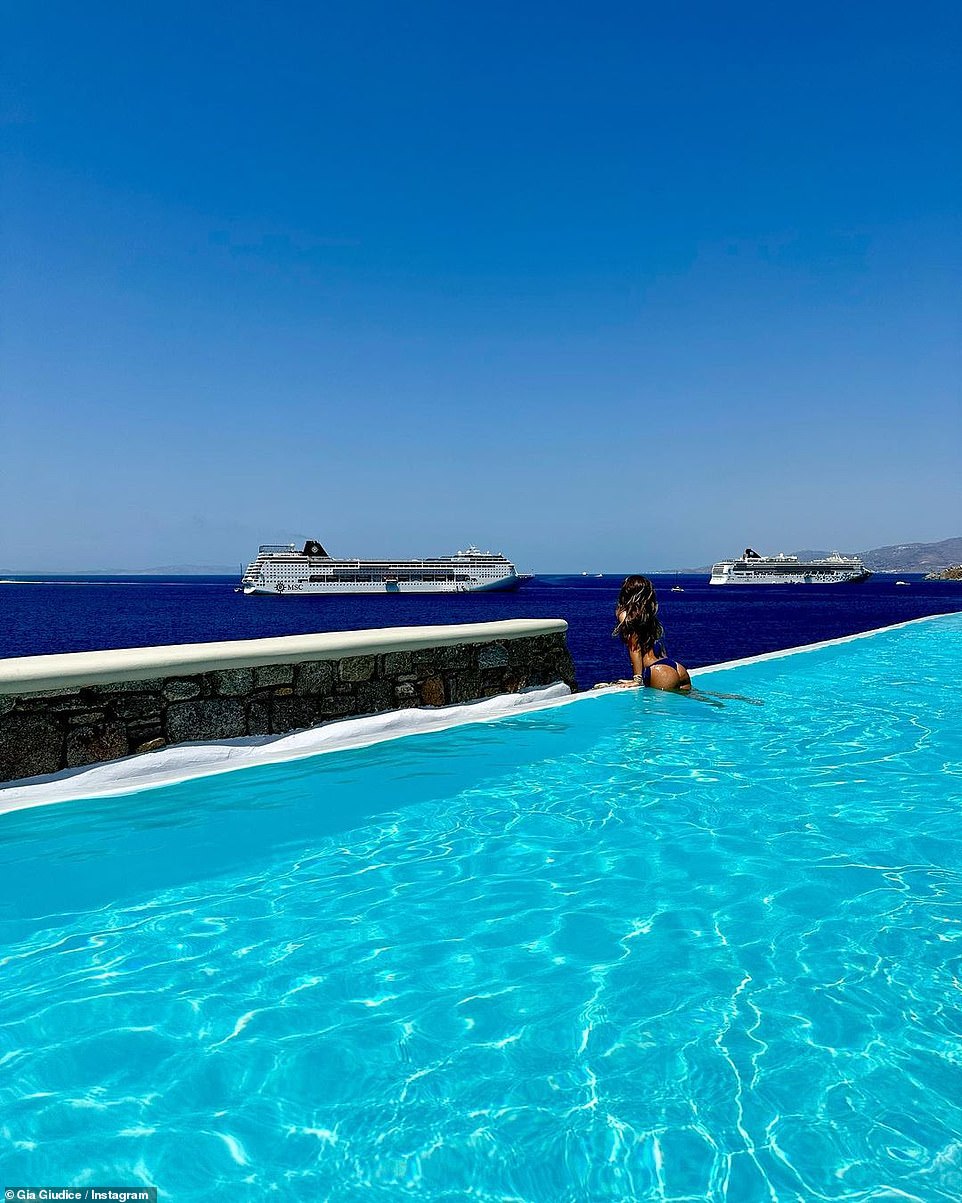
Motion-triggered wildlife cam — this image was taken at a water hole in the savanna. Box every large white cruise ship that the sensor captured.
[241,540,525,595]
[709,548,871,585]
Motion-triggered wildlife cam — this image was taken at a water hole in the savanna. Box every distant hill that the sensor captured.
[0,565,238,576]
[129,565,239,575]
[856,538,962,572]
[682,536,962,574]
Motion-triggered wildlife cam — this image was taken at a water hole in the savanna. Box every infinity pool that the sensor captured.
[2,615,961,1201]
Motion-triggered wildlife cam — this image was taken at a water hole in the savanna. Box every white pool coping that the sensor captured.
[1,610,957,815]
[688,609,957,675]
[0,618,568,695]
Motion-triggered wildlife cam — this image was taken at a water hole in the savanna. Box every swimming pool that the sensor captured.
[2,614,960,1201]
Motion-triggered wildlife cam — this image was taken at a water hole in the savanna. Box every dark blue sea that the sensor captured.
[1,574,960,689]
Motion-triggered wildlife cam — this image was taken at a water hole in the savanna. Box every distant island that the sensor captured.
[681,536,962,575]
[0,565,238,577]
[5,536,962,579]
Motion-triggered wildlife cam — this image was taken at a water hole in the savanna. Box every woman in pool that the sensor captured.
[613,575,692,693]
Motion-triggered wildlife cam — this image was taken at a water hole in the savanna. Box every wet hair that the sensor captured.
[612,574,664,653]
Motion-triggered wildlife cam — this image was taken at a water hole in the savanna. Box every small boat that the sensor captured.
[895,580,909,587]
[671,585,684,592]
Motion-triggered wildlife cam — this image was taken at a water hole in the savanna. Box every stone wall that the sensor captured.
[0,628,576,784]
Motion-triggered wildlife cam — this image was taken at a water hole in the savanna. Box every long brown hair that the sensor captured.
[612,574,664,654]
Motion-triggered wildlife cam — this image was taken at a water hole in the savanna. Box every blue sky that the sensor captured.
[2,1,959,571]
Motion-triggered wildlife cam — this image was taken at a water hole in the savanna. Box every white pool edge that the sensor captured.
[2,609,958,814]
[689,609,957,675]
[0,684,575,813]
[0,618,568,694]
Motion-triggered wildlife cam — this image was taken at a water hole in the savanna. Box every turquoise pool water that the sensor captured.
[2,615,961,1201]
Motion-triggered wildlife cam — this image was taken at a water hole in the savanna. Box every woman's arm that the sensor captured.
[626,635,645,679]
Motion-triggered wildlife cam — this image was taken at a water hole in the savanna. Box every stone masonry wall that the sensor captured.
[0,633,576,784]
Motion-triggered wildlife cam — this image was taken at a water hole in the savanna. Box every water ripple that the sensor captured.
[1,616,961,1199]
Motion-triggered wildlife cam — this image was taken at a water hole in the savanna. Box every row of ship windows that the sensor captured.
[258,560,506,568]
[256,572,480,581]
[730,565,849,574]
[260,569,499,578]
[306,572,469,583]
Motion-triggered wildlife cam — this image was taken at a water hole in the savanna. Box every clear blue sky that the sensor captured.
[2,1,960,571]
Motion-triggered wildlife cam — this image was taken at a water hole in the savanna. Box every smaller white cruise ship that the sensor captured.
[710,548,871,585]
[241,540,525,595]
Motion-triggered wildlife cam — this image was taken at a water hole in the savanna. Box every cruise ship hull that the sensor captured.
[709,549,871,585]
[240,540,525,596]
[709,570,871,585]
[243,575,522,596]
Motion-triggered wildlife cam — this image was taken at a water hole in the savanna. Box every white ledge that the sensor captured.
[0,683,573,811]
[0,619,568,696]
